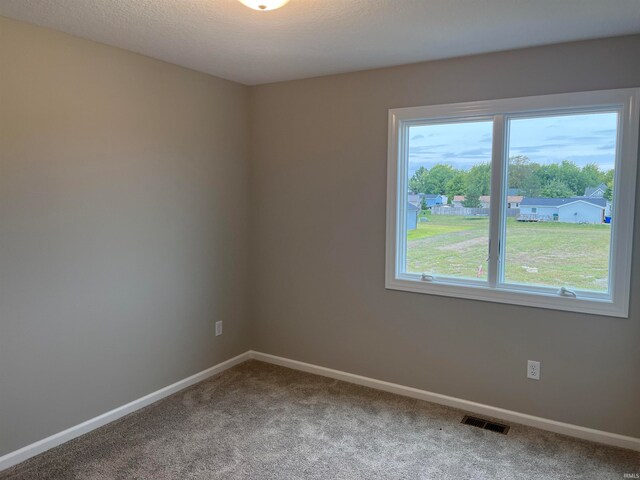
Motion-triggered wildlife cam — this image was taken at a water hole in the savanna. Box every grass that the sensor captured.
[406,212,611,291]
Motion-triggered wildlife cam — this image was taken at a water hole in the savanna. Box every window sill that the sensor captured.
[385,276,628,318]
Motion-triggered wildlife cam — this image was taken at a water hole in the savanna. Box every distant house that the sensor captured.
[519,197,607,224]
[423,194,447,207]
[407,193,446,208]
[480,195,523,208]
[507,196,523,208]
[451,195,522,208]
[407,193,424,205]
[584,183,608,198]
[406,202,419,230]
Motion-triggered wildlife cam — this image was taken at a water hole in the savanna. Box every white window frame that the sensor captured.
[386,88,640,317]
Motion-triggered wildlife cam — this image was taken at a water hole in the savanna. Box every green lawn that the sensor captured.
[406,212,611,291]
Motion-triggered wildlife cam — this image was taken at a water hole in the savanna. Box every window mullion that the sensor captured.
[488,114,506,288]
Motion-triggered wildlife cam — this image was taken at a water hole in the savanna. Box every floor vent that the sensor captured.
[461,415,510,435]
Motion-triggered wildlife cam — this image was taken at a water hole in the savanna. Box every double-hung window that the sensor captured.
[386,88,639,317]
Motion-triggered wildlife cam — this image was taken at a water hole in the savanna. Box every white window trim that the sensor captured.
[386,88,640,318]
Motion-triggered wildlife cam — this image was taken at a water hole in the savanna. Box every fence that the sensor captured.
[430,207,520,217]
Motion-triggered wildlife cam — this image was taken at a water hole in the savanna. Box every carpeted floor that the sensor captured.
[2,360,639,479]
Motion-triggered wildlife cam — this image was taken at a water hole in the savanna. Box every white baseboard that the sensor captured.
[0,351,252,472]
[249,351,640,452]
[2,349,638,473]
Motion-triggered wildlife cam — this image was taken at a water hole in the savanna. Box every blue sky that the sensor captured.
[408,112,618,176]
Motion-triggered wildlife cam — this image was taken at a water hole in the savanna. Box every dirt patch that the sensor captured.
[438,236,488,252]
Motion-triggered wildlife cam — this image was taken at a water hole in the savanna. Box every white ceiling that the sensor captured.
[1,0,640,85]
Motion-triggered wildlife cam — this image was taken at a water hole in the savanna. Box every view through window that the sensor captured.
[406,121,492,281]
[404,113,617,292]
[504,112,617,293]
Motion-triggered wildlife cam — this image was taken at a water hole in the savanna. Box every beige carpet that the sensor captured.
[2,360,639,479]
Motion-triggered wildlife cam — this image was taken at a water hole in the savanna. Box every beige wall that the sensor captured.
[2,14,640,458]
[249,35,640,438]
[0,17,251,455]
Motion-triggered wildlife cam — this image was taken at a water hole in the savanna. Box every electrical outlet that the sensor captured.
[527,360,540,380]
[215,321,223,336]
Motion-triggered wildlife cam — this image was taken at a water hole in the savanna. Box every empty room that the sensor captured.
[1,1,640,478]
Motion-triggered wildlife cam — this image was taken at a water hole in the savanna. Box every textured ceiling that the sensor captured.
[1,0,640,85]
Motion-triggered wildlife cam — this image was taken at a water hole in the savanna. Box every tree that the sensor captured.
[579,163,606,195]
[462,195,481,208]
[459,163,490,208]
[465,163,491,197]
[422,164,457,194]
[411,158,612,203]
[605,178,614,201]
[508,155,543,196]
[409,167,428,194]
[536,160,588,196]
[520,173,543,197]
[445,173,466,200]
[508,156,533,190]
[541,179,574,198]
[602,169,614,185]
[603,169,614,201]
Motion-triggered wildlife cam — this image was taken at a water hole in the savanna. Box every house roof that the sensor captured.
[453,195,465,202]
[424,194,441,199]
[584,183,608,197]
[520,197,607,208]
[407,202,420,211]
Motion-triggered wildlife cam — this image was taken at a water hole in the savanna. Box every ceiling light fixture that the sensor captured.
[238,0,290,11]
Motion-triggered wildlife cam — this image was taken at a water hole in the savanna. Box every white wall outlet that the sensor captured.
[527,360,540,380]
[215,321,223,336]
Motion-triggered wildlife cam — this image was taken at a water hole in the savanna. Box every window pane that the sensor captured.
[504,112,617,292]
[405,120,493,280]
